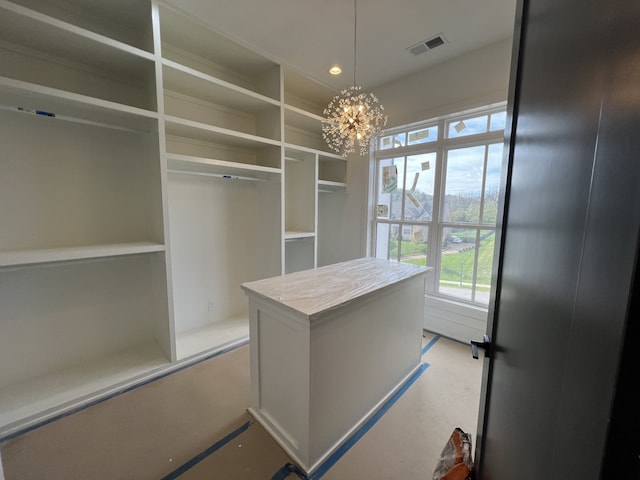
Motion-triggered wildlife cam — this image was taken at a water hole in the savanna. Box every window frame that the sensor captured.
[371,104,506,307]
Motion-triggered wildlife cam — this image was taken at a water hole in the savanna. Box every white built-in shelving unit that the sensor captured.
[282,69,350,273]
[0,0,169,438]
[0,0,352,439]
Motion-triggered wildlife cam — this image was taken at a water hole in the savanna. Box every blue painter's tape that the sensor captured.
[0,340,249,443]
[422,334,442,355]
[161,420,252,480]
[271,462,308,480]
[272,361,431,480]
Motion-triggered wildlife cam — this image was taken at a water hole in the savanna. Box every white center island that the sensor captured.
[241,257,429,474]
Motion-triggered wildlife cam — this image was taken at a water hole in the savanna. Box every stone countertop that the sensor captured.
[241,257,429,321]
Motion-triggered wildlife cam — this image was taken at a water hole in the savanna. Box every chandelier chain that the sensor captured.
[353,0,357,87]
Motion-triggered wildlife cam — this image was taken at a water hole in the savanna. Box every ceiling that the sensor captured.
[166,0,517,92]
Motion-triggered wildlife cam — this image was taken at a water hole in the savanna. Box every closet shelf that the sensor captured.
[175,315,249,361]
[283,142,345,159]
[284,105,325,134]
[318,180,347,188]
[167,153,280,179]
[319,151,348,161]
[318,180,347,193]
[165,116,281,148]
[285,231,316,240]
[284,104,324,121]
[168,169,270,182]
[0,242,165,268]
[0,77,158,132]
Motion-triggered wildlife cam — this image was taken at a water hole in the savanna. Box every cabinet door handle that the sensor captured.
[470,335,492,359]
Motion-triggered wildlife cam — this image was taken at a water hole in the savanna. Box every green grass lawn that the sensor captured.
[390,241,426,257]
[441,234,495,284]
[400,233,495,286]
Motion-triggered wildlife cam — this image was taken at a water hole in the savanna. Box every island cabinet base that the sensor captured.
[242,258,428,474]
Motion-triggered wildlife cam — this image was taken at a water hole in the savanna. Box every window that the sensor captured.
[373,106,506,306]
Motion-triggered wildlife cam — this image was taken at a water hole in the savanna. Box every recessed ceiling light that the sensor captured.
[329,65,342,75]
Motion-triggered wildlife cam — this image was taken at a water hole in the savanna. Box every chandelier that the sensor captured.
[322,0,387,157]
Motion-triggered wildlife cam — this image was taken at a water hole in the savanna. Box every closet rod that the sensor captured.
[0,104,149,134]
[168,169,268,182]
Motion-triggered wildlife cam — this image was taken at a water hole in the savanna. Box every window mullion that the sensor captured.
[426,119,446,293]
[371,159,380,257]
[397,156,409,261]
[478,145,489,224]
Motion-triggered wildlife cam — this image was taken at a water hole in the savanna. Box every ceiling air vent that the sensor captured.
[407,34,448,56]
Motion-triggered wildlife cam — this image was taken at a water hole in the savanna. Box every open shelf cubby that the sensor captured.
[4,0,154,53]
[163,62,281,142]
[0,108,163,253]
[0,1,156,111]
[167,168,281,360]
[0,252,171,437]
[159,4,281,102]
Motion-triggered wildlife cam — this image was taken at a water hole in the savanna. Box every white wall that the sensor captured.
[375,39,513,128]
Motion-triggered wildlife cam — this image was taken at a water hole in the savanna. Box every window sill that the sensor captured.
[425,293,488,314]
